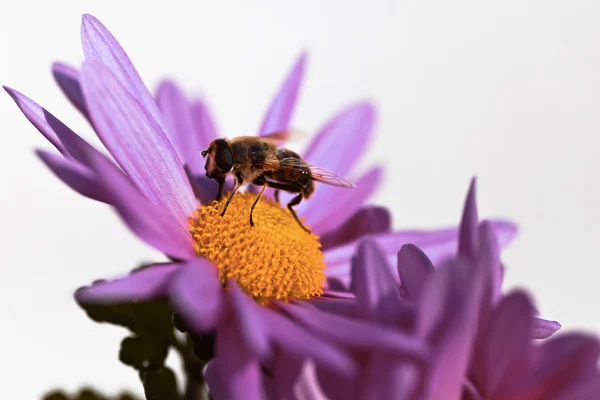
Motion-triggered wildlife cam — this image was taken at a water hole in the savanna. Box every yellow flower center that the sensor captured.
[188,192,325,302]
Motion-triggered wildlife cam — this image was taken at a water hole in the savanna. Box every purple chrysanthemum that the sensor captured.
[7,14,524,399]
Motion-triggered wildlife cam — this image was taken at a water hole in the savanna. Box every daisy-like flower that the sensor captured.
[303,179,589,400]
[7,14,519,398]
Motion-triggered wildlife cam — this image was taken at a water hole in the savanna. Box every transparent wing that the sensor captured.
[261,128,307,144]
[269,158,356,188]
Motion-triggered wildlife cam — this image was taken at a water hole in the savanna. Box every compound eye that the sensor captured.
[215,147,233,172]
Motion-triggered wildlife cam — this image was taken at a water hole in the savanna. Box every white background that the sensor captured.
[1,1,599,398]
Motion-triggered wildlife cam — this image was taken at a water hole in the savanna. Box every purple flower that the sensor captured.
[309,178,597,400]
[6,14,522,398]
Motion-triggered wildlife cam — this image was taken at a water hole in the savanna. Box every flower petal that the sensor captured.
[156,80,204,175]
[205,360,225,400]
[190,98,220,149]
[458,177,479,260]
[216,320,265,400]
[261,306,357,378]
[302,167,382,235]
[81,60,196,225]
[483,291,533,397]
[36,149,109,203]
[168,259,223,332]
[52,62,89,119]
[78,139,194,259]
[324,220,517,288]
[397,244,434,301]
[303,102,376,178]
[80,14,168,135]
[75,263,181,304]
[227,281,270,359]
[320,206,391,250]
[531,317,561,339]
[352,239,403,324]
[280,302,428,361]
[258,53,306,136]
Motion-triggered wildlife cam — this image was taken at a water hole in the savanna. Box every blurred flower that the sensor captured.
[6,13,522,399]
[300,179,591,400]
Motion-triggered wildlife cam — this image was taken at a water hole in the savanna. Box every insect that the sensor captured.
[200,131,356,232]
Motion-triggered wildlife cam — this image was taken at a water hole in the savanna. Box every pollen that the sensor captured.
[188,192,325,302]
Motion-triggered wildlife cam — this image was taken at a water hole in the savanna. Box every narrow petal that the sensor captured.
[324,220,517,288]
[5,86,67,155]
[227,281,270,359]
[302,167,382,235]
[397,244,434,300]
[216,321,264,400]
[75,263,181,304]
[352,239,403,323]
[554,377,600,400]
[80,14,169,136]
[478,221,502,308]
[81,60,196,225]
[78,138,194,259]
[52,62,89,119]
[156,80,204,175]
[320,206,391,250]
[483,291,533,397]
[258,53,306,136]
[304,102,376,178]
[168,259,223,333]
[531,317,561,339]
[190,98,220,149]
[205,360,225,400]
[36,149,109,203]
[458,177,479,260]
[280,302,428,360]
[261,307,357,378]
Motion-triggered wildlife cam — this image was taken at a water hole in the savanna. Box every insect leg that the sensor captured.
[249,184,267,226]
[274,189,280,204]
[286,193,310,233]
[221,180,243,217]
[215,176,225,201]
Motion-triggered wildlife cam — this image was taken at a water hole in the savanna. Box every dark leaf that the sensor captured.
[141,367,180,400]
[119,335,169,371]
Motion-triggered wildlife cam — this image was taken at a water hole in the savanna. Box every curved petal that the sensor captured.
[324,219,518,289]
[36,149,109,203]
[227,281,270,359]
[205,360,225,400]
[531,317,561,339]
[258,52,306,136]
[458,177,479,260]
[52,62,89,119]
[302,166,382,235]
[78,138,195,259]
[352,239,402,323]
[190,98,220,149]
[156,80,204,175]
[74,263,182,304]
[483,291,533,397]
[303,102,376,177]
[320,206,391,251]
[168,259,223,333]
[397,244,434,301]
[80,14,169,136]
[81,60,197,225]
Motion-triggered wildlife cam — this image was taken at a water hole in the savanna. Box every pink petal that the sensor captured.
[396,244,434,301]
[168,259,223,332]
[302,166,382,235]
[80,14,169,137]
[303,102,376,177]
[190,98,220,149]
[81,60,196,226]
[155,80,204,175]
[458,177,479,260]
[77,138,194,259]
[35,149,109,203]
[258,53,306,136]
[75,263,182,304]
[531,318,561,339]
[52,62,89,119]
[320,206,391,250]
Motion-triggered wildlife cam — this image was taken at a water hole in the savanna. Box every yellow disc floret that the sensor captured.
[188,192,325,302]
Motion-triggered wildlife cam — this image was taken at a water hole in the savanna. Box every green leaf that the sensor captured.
[141,367,180,400]
[119,335,169,370]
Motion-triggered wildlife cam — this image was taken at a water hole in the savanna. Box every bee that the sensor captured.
[200,131,356,232]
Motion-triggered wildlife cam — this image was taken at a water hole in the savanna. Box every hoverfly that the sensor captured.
[201,131,355,232]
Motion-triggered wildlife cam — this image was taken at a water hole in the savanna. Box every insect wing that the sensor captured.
[261,128,306,144]
[276,158,356,188]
